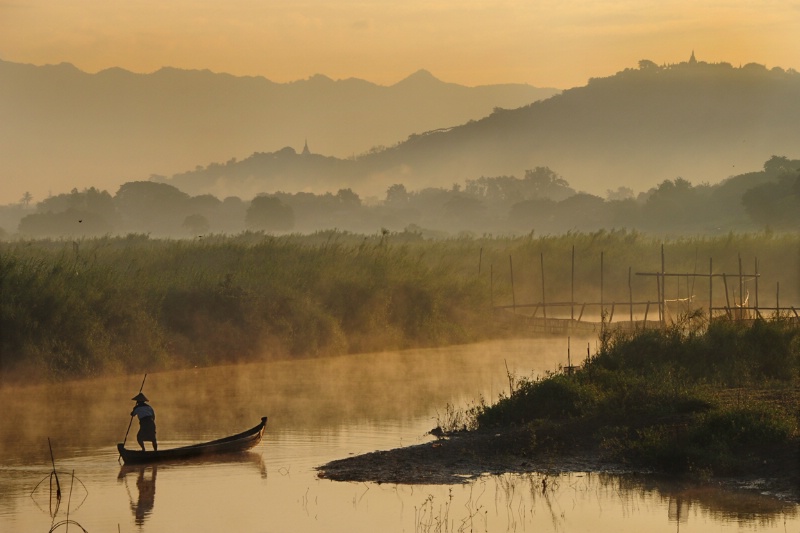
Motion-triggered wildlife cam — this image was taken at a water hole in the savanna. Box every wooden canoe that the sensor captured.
[117,416,267,465]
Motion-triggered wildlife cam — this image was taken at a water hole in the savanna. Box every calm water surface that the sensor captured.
[1,338,797,532]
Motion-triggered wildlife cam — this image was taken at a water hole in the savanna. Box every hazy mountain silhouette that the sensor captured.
[0,60,556,204]
[163,57,800,200]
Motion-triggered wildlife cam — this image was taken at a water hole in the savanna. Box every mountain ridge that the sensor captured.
[162,58,800,200]
[0,59,557,204]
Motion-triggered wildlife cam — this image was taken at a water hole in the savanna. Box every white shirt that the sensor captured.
[133,404,155,419]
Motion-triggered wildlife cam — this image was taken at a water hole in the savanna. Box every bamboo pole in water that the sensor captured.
[723,274,731,318]
[661,244,666,327]
[509,255,516,313]
[628,266,633,325]
[738,254,744,313]
[490,264,494,308]
[755,257,760,317]
[571,245,575,321]
[709,258,713,321]
[655,275,662,324]
[600,251,604,327]
[540,252,547,320]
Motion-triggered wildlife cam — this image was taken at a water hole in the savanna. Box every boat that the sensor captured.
[117,416,267,465]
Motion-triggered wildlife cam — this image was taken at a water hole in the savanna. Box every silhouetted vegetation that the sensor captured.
[2,156,798,239]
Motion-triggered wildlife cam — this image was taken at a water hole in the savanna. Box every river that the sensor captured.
[1,338,796,532]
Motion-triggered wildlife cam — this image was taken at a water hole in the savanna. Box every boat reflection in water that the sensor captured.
[117,451,267,526]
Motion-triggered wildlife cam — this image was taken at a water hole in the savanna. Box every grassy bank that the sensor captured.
[471,318,800,484]
[2,230,798,383]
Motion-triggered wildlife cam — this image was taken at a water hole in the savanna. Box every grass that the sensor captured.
[0,232,497,381]
[1,229,798,383]
[470,318,800,481]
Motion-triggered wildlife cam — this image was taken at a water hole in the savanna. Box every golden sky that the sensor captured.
[2,0,799,88]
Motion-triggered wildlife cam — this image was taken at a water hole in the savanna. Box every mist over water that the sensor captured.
[0,338,579,464]
[2,338,797,532]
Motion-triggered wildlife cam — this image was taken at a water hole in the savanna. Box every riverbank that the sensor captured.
[318,412,800,502]
[319,319,800,503]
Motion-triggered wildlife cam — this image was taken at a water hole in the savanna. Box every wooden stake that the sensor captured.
[709,257,713,322]
[571,245,575,321]
[540,252,547,320]
[628,266,633,325]
[509,255,516,313]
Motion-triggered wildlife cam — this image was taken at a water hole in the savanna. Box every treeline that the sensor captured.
[2,231,799,383]
[2,156,798,239]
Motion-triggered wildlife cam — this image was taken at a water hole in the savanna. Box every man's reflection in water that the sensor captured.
[119,465,157,526]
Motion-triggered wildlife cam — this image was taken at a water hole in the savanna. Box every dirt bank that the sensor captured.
[316,427,800,503]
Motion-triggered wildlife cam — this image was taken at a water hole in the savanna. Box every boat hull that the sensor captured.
[118,416,267,465]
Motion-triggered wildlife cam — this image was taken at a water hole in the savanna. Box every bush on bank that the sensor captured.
[473,319,800,477]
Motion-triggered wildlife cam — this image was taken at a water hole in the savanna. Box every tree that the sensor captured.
[115,181,191,233]
[19,191,33,207]
[742,172,800,230]
[386,184,409,205]
[182,214,210,235]
[187,194,222,214]
[606,186,634,201]
[18,208,111,236]
[442,194,487,230]
[642,178,712,232]
[335,188,361,209]
[508,197,557,230]
[245,195,294,231]
[522,168,575,201]
[556,193,608,231]
[38,187,117,224]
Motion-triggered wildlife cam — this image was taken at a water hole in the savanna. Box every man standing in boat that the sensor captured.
[131,393,158,451]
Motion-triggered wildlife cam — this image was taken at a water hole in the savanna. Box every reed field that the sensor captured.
[1,229,799,383]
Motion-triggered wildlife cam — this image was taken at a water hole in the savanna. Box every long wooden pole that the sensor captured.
[661,244,666,327]
[490,264,494,308]
[509,256,516,313]
[122,374,148,448]
[723,274,731,318]
[709,258,713,322]
[754,257,760,317]
[600,251,604,324]
[628,266,633,325]
[738,254,744,311]
[540,252,547,320]
[656,275,662,324]
[571,245,575,321]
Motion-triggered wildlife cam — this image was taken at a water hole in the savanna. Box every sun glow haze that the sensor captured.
[1,0,798,88]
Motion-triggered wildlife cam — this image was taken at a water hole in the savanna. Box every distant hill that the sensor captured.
[0,60,557,204]
[164,57,800,200]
